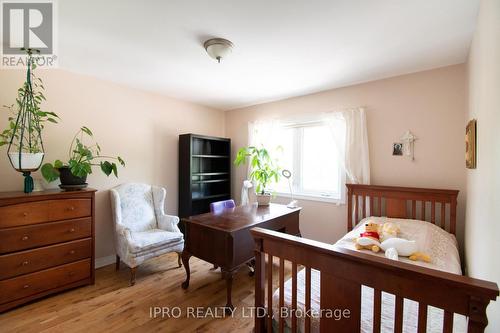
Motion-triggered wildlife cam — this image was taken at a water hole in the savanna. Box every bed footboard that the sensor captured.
[251,227,498,333]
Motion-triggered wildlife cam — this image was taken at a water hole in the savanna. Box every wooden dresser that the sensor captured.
[0,189,96,312]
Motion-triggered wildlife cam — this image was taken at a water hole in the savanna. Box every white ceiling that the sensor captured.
[58,0,479,110]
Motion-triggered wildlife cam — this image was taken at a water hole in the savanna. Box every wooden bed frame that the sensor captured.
[251,184,499,333]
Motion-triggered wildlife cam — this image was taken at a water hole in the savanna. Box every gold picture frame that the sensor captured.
[465,119,476,169]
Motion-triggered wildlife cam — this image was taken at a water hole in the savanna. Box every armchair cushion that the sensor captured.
[128,229,183,254]
[115,183,157,232]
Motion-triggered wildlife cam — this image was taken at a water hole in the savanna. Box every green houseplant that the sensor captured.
[234,146,281,206]
[41,126,125,189]
[0,49,59,192]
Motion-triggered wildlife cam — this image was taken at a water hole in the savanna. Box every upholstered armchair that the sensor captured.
[110,183,184,285]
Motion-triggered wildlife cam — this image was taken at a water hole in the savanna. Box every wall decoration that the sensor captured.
[393,143,403,156]
[465,119,476,169]
[400,130,417,161]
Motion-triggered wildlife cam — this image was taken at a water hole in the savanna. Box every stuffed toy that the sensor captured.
[379,234,431,263]
[354,221,431,263]
[355,221,381,252]
[379,222,400,242]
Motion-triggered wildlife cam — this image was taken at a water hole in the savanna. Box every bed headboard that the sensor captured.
[346,184,459,235]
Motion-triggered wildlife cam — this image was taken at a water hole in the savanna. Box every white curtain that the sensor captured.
[325,107,370,185]
[342,107,370,184]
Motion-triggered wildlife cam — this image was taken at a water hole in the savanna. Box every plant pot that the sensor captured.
[256,193,272,206]
[8,152,44,171]
[58,166,87,188]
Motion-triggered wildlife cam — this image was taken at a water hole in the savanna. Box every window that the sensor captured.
[272,120,346,203]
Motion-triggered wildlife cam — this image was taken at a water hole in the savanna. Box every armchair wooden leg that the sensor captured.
[130,267,137,286]
[177,252,182,268]
[115,255,120,271]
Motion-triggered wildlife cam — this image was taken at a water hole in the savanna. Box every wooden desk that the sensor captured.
[181,203,301,310]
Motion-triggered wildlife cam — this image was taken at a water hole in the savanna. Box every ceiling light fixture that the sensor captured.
[204,38,234,63]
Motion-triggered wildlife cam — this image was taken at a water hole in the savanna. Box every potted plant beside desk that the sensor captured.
[234,146,281,206]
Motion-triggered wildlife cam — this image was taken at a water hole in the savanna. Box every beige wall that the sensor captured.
[0,63,470,277]
[465,0,500,330]
[225,65,467,249]
[0,69,225,263]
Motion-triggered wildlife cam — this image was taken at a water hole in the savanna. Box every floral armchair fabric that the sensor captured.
[110,183,184,285]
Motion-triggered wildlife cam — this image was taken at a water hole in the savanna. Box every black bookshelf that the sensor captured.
[178,134,231,221]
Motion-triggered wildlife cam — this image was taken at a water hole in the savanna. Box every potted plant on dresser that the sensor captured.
[234,146,281,206]
[41,126,125,190]
[0,49,59,192]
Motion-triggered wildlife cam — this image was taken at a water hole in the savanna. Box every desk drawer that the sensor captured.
[0,259,91,304]
[0,199,91,228]
[0,239,91,279]
[0,218,91,254]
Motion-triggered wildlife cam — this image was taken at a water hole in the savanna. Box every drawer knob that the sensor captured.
[69,250,76,255]
[22,260,29,266]
[69,228,75,233]
[23,284,29,289]
[21,235,29,241]
[23,212,28,217]
[68,206,75,211]
[68,271,75,277]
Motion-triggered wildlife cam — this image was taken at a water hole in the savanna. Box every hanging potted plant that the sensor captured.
[41,126,125,190]
[234,146,281,206]
[0,49,59,192]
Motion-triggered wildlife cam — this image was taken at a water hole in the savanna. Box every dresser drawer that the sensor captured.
[0,238,91,279]
[0,199,91,228]
[0,218,91,254]
[0,259,91,304]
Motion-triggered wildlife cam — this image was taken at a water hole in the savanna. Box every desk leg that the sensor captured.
[221,269,235,314]
[181,250,191,289]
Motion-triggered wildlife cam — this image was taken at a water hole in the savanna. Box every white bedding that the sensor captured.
[272,217,466,333]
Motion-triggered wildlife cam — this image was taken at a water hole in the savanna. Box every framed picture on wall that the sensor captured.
[393,142,403,156]
[465,119,476,169]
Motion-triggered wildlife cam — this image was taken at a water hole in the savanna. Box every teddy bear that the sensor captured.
[355,221,381,252]
[379,222,400,242]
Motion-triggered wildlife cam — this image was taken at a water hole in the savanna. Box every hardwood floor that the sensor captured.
[0,252,287,333]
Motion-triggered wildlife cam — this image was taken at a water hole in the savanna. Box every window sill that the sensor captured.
[274,192,345,205]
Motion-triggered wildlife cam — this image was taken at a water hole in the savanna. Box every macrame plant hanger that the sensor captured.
[7,51,45,193]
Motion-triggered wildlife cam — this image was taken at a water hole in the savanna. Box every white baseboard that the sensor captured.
[95,255,116,269]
